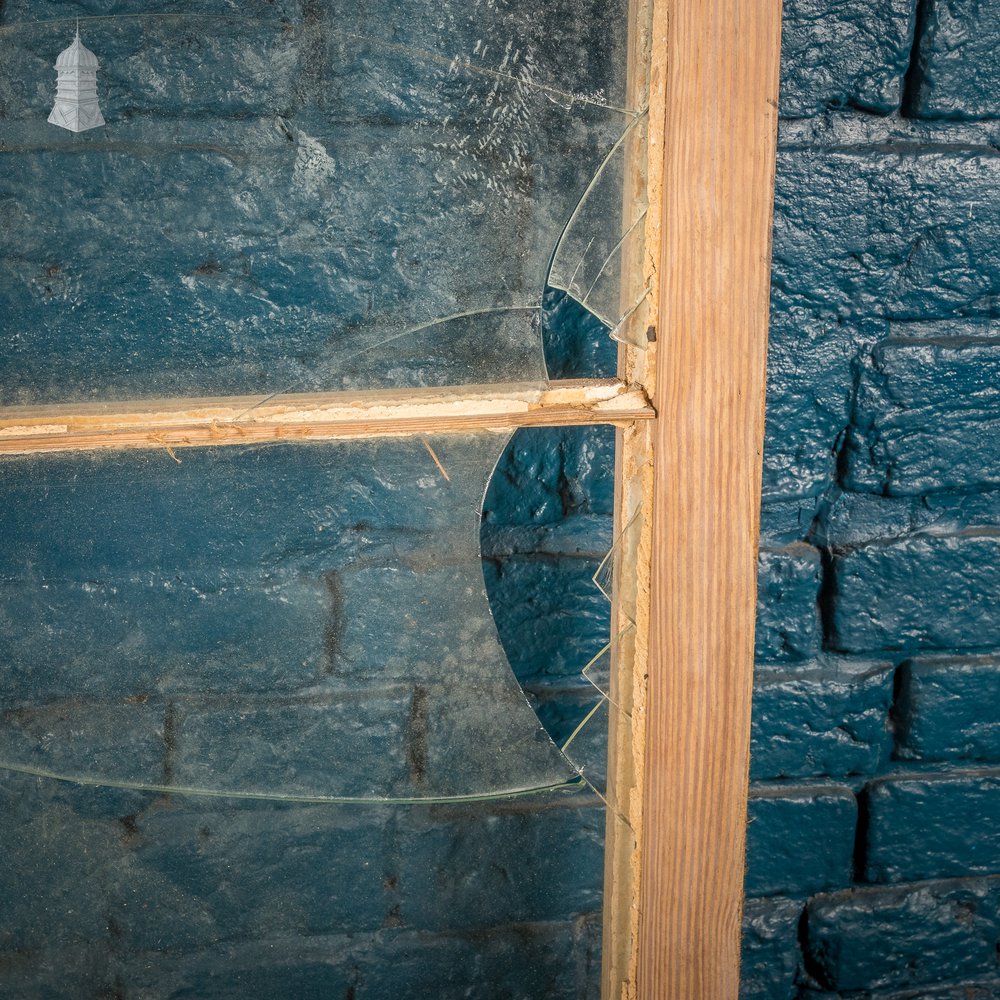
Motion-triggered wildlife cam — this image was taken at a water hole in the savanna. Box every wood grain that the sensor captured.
[0,379,652,456]
[634,1,782,998]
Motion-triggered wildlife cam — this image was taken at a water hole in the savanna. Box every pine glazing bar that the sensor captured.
[0,379,653,455]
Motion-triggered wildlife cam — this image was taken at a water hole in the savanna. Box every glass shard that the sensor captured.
[548,113,650,344]
[0,434,579,801]
[560,694,609,796]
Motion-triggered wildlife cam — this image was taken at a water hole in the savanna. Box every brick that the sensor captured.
[820,489,1000,551]
[755,543,822,664]
[483,425,616,528]
[740,897,804,1000]
[395,798,604,931]
[110,920,599,1000]
[0,776,130,954]
[830,530,1000,654]
[862,770,1000,883]
[845,329,1000,494]
[820,492,928,550]
[311,562,518,689]
[779,110,1000,150]
[542,289,617,380]
[0,574,337,699]
[759,496,825,545]
[575,911,603,1000]
[559,425,616,518]
[0,696,165,787]
[745,784,856,897]
[909,0,1000,119]
[763,302,882,499]
[750,662,893,781]
[804,876,1000,992]
[351,921,597,1000]
[773,146,1000,322]
[483,555,610,685]
[779,0,914,116]
[480,514,613,562]
[483,429,576,528]
[896,655,1000,762]
[169,693,412,799]
[126,800,395,946]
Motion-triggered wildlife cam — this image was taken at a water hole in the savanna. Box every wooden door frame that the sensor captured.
[603,1,782,997]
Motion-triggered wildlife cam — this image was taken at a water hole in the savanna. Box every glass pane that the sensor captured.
[0,3,641,404]
[0,435,578,801]
[0,3,639,994]
[548,113,650,344]
[0,773,605,999]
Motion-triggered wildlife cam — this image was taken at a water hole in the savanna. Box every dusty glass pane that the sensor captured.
[0,4,640,404]
[548,114,650,341]
[0,775,605,998]
[0,434,580,800]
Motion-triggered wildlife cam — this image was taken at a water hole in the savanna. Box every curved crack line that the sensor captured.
[232,304,542,421]
[546,110,648,293]
[0,758,589,805]
[581,209,648,308]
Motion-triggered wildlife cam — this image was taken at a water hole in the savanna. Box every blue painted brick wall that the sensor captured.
[743,0,1000,995]
[4,0,1000,995]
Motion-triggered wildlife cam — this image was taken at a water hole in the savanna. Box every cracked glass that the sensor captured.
[0,2,644,992]
[0,2,644,404]
[0,434,589,801]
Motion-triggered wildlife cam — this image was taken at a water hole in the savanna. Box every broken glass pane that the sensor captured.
[0,2,641,994]
[0,434,582,801]
[548,114,650,346]
[0,4,642,404]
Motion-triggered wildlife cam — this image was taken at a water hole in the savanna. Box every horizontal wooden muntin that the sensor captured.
[0,378,654,456]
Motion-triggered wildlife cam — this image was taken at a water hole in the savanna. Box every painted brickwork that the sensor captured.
[742,0,1000,995]
[2,1,999,998]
